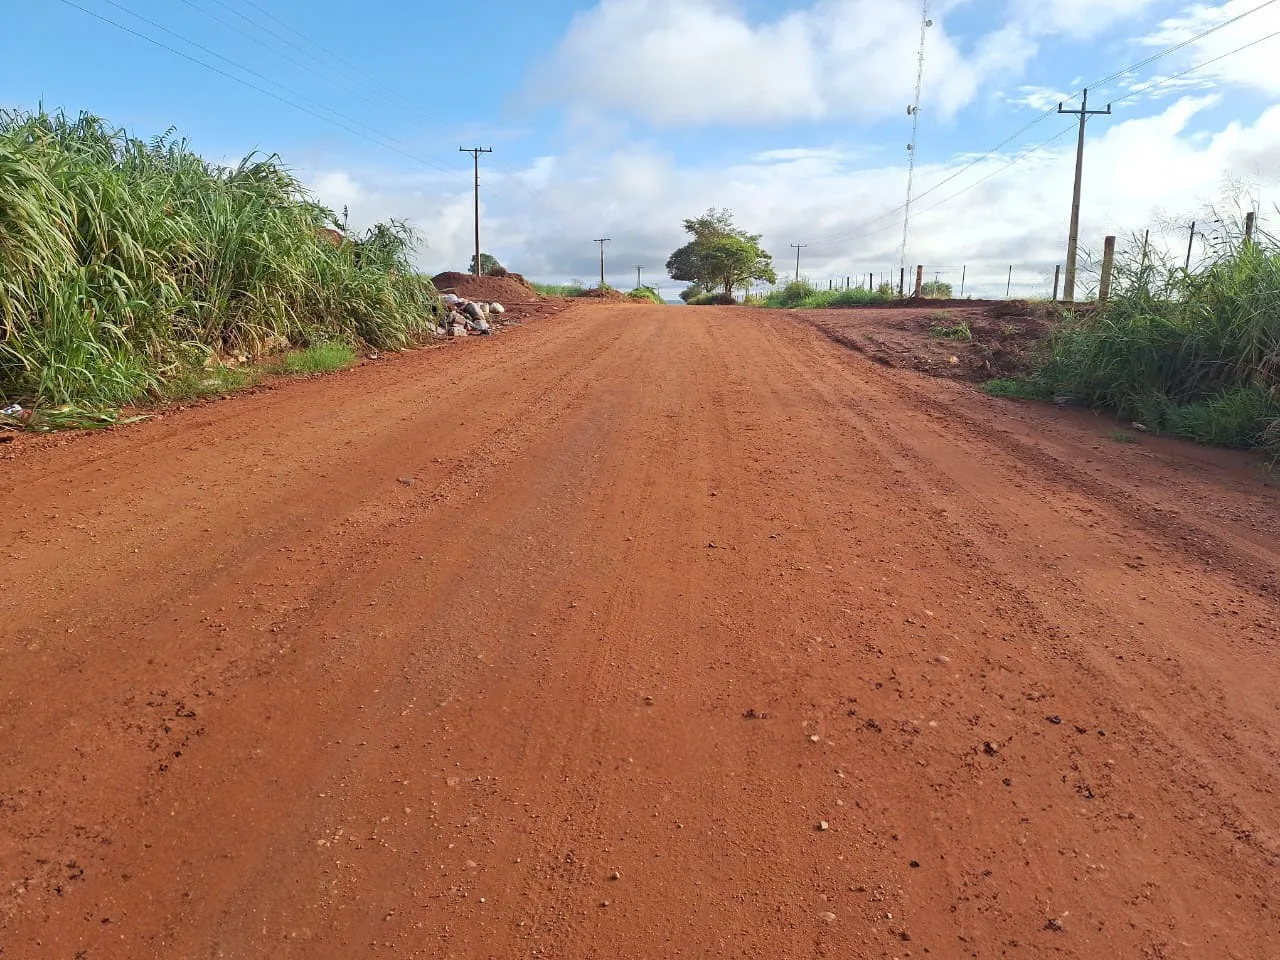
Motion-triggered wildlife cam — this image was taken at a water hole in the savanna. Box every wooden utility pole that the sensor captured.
[791,244,807,281]
[1058,89,1111,303]
[1099,235,1117,303]
[594,239,611,288]
[459,146,493,277]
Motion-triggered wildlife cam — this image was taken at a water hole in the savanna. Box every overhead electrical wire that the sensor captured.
[805,0,1280,249]
[56,0,560,214]
[197,0,556,208]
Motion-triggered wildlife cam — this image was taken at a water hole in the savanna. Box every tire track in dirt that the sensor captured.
[4,304,1280,959]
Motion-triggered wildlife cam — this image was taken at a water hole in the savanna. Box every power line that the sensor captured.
[806,0,1280,250]
[169,0,396,119]
[56,0,493,194]
[196,0,556,211]
[91,0,450,173]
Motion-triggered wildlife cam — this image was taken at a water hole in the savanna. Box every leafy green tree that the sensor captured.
[468,252,503,275]
[666,209,776,296]
[920,280,953,299]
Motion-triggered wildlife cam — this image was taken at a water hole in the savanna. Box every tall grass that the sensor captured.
[531,282,587,297]
[0,109,442,409]
[1032,223,1280,455]
[760,280,894,309]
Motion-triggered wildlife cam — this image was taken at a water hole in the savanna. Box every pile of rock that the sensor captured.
[442,294,507,337]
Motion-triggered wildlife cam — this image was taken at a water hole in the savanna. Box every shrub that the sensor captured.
[627,286,663,304]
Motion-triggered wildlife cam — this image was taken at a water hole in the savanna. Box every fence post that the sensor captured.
[899,267,905,298]
[1185,221,1196,271]
[1245,210,1256,243]
[1052,264,1061,302]
[960,265,966,298]
[1006,265,1013,298]
[1099,235,1117,303]
[914,265,923,298]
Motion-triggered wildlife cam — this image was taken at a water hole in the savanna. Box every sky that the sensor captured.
[5,0,1280,296]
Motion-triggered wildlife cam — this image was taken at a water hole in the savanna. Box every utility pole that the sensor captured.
[791,243,807,281]
[594,239,611,288]
[1058,89,1111,303]
[459,146,493,277]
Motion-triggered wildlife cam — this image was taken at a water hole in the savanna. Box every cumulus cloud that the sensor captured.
[528,0,1036,126]
[305,98,1280,298]
[1140,0,1280,96]
[1004,0,1165,38]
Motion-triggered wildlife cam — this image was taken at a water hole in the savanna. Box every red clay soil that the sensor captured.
[431,271,540,304]
[797,300,1058,382]
[3,304,1280,959]
[574,286,629,301]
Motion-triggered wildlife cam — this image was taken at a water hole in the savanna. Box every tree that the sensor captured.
[666,208,776,297]
[469,252,504,276]
[920,280,953,299]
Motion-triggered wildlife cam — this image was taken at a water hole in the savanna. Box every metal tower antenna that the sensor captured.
[900,1,932,271]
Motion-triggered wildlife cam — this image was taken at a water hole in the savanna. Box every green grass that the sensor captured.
[760,280,895,309]
[1028,223,1280,457]
[282,342,357,375]
[0,108,442,417]
[530,283,588,297]
[929,321,972,341]
[162,362,261,402]
[627,286,664,304]
[983,378,1051,400]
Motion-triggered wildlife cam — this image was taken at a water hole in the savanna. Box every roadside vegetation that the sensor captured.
[668,209,776,303]
[627,286,663,304]
[986,222,1280,457]
[759,280,895,309]
[531,282,588,297]
[0,109,441,418]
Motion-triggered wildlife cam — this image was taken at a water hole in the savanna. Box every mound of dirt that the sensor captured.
[799,301,1059,383]
[575,287,628,302]
[432,272,539,304]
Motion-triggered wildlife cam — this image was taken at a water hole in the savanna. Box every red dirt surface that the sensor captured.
[797,300,1057,382]
[431,271,540,304]
[2,304,1279,959]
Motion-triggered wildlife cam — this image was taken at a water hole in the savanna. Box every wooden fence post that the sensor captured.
[914,265,923,298]
[1245,211,1256,243]
[899,267,905,298]
[1052,265,1061,302]
[1099,235,1117,304]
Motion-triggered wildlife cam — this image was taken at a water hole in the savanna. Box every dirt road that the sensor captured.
[3,304,1279,960]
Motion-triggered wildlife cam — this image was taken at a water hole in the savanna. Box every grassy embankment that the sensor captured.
[986,226,1280,457]
[530,283,587,297]
[0,109,441,426]
[759,280,895,309]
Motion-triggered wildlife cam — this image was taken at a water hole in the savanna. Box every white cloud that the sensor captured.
[529,0,1037,126]
[1141,0,1280,96]
[1005,0,1166,38]
[303,98,1280,298]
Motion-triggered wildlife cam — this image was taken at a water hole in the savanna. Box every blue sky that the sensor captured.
[6,0,1280,295]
